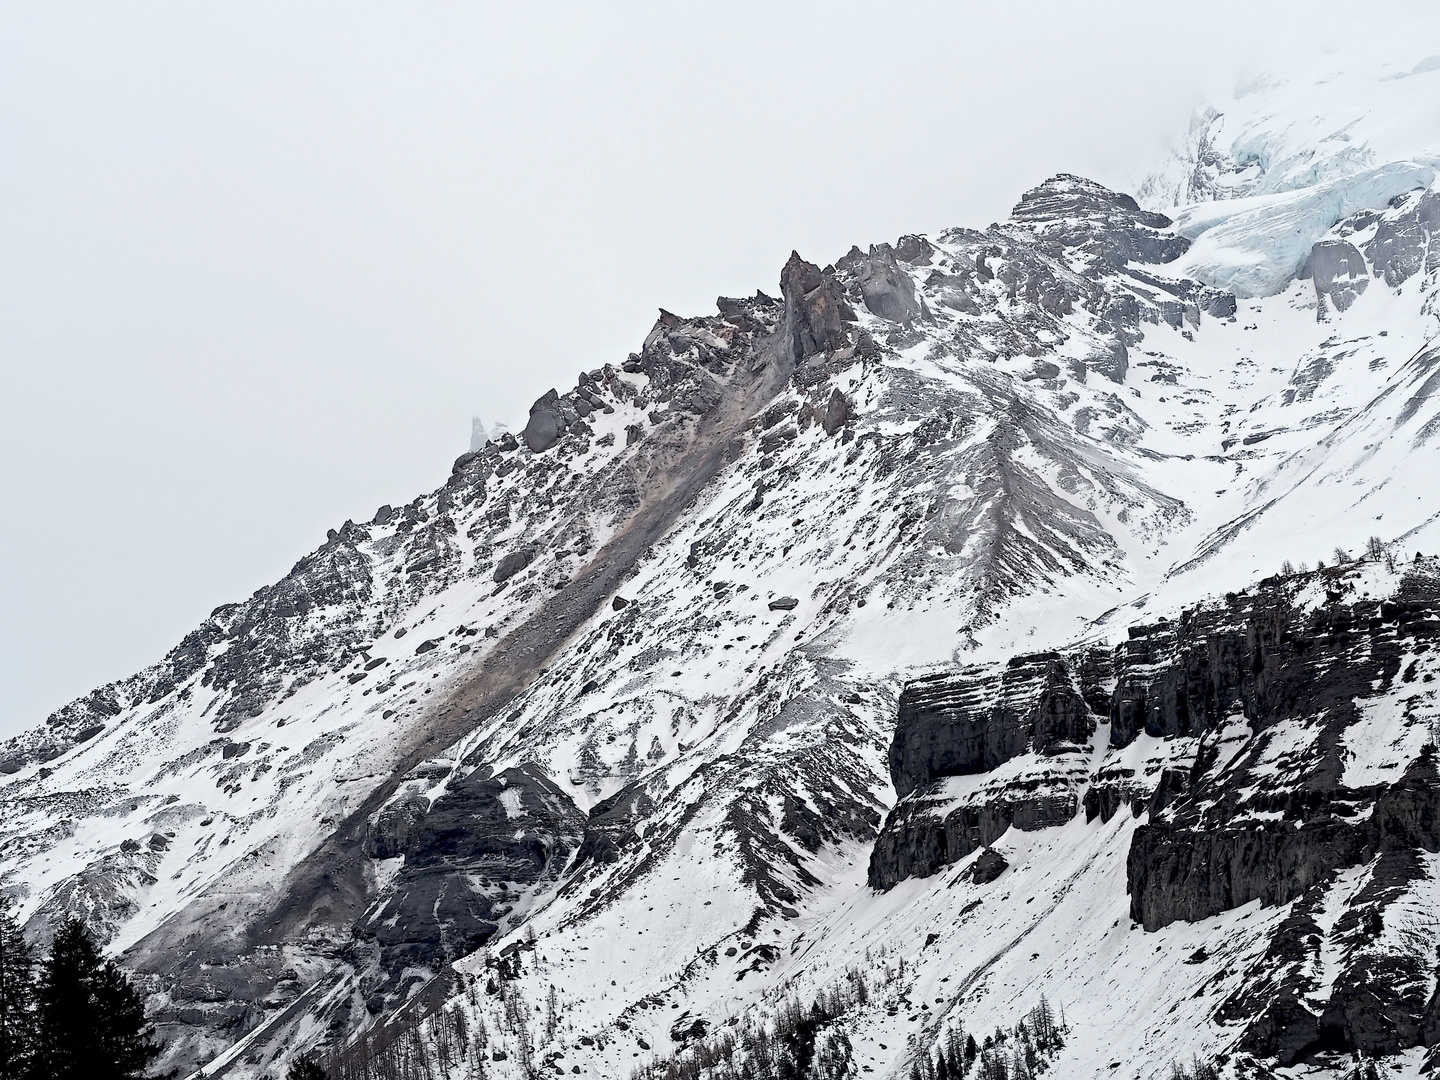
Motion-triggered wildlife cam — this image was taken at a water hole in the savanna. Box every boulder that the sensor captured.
[868,776,1077,889]
[853,247,922,323]
[970,847,1008,884]
[356,764,584,1012]
[822,389,850,435]
[894,234,935,265]
[670,1013,709,1044]
[523,389,566,452]
[493,547,536,583]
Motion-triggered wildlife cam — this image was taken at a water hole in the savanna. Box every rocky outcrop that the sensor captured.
[355,765,584,1010]
[1009,173,1189,268]
[1123,573,1440,929]
[838,245,923,323]
[1366,189,1440,287]
[1305,239,1368,314]
[868,752,1085,889]
[866,567,1440,1068]
[1127,817,1372,932]
[363,793,429,860]
[869,651,1101,888]
[887,652,1096,799]
[574,784,655,867]
[873,567,1440,912]
[822,388,850,435]
[779,252,855,361]
[1107,577,1435,750]
[1315,849,1433,1058]
[969,847,1008,883]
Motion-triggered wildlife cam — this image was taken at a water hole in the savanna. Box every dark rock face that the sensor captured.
[1366,190,1440,287]
[869,568,1440,1067]
[1083,762,1147,824]
[1111,575,1440,1063]
[1104,580,1421,751]
[1373,751,1440,850]
[1128,819,1372,932]
[887,652,1095,800]
[356,765,584,1007]
[363,793,429,860]
[574,784,655,867]
[1306,239,1369,314]
[1107,612,1247,746]
[1314,849,1432,1058]
[1212,844,1436,1066]
[868,756,1082,889]
[869,650,1100,888]
[1124,576,1440,930]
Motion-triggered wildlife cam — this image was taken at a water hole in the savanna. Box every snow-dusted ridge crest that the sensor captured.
[5,69,1440,1079]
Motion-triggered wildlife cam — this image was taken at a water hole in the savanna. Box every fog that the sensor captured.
[0,1,1431,735]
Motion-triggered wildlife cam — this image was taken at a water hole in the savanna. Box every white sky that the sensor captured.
[1,1,1434,737]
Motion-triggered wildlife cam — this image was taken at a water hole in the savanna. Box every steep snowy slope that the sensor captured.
[4,46,1440,1080]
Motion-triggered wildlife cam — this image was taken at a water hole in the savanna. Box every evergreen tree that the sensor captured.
[285,1058,329,1080]
[945,1027,966,1077]
[0,900,36,1080]
[32,918,168,1080]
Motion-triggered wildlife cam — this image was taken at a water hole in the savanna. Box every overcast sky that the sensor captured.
[0,2,1432,737]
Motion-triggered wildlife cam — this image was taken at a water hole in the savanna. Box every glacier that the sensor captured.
[1172,161,1435,297]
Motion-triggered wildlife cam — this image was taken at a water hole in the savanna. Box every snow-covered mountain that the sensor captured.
[5,45,1440,1080]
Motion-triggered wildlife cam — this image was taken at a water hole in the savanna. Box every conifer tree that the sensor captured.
[32,917,168,1080]
[285,1058,329,1080]
[0,900,36,1080]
